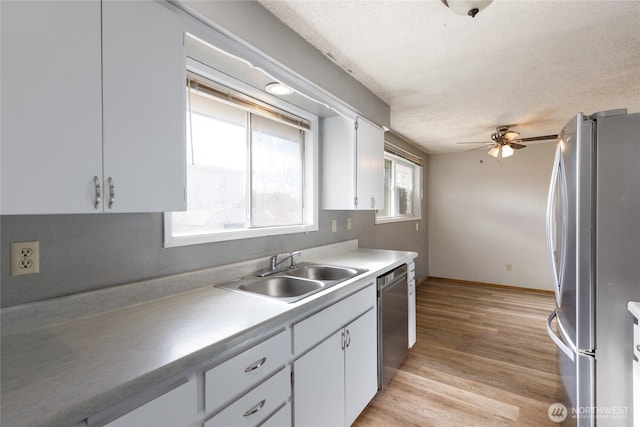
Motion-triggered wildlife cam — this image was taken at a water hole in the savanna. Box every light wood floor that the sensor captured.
[354,278,561,427]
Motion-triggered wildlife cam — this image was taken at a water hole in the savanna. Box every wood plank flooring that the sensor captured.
[353,278,562,427]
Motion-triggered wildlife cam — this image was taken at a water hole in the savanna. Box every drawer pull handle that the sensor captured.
[244,357,267,373]
[243,399,265,417]
[94,176,101,209]
[108,177,115,209]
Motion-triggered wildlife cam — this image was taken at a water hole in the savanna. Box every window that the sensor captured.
[376,147,422,223]
[165,75,318,246]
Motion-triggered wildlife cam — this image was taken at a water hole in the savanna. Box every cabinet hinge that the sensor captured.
[291,371,294,386]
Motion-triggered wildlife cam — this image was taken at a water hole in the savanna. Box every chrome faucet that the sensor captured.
[259,251,301,277]
[270,250,301,271]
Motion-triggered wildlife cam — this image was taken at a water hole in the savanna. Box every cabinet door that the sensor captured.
[0,0,103,214]
[355,117,384,210]
[102,0,186,213]
[105,380,197,427]
[344,308,378,426]
[408,262,416,347]
[322,115,357,209]
[408,279,417,348]
[293,330,345,427]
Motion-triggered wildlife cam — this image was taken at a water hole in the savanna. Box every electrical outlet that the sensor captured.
[331,219,337,233]
[347,218,352,230]
[506,263,512,272]
[10,241,40,276]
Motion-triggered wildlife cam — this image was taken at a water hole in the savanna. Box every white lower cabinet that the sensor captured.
[408,261,417,348]
[261,401,292,427]
[293,284,378,427]
[205,329,290,414]
[104,380,196,427]
[344,308,378,425]
[205,367,290,427]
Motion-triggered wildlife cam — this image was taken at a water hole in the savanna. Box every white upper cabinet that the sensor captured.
[0,0,186,214]
[1,0,103,214]
[322,115,384,210]
[102,0,185,213]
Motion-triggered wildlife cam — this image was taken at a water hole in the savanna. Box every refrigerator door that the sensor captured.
[552,114,595,352]
[593,111,640,425]
[547,310,596,427]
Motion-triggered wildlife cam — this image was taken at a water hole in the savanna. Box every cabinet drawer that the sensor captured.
[205,367,290,427]
[105,380,196,427]
[260,401,291,427]
[205,329,290,414]
[293,283,375,356]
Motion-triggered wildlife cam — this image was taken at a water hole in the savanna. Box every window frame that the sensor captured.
[375,150,423,224]
[164,59,318,247]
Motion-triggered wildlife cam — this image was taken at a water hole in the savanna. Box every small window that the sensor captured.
[376,147,422,223]
[165,76,317,246]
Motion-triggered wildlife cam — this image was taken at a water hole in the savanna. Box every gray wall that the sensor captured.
[0,211,353,306]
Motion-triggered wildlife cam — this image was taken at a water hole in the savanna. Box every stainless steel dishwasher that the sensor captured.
[377,263,408,390]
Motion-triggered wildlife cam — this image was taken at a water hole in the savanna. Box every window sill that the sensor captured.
[163,219,318,247]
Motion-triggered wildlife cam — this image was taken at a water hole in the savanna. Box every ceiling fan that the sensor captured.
[458,126,558,160]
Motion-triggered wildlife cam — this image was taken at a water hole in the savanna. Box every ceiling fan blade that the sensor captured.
[518,134,559,142]
[510,143,527,149]
[456,141,491,145]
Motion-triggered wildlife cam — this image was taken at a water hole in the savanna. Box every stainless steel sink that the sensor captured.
[238,276,325,298]
[287,264,361,281]
[215,263,368,303]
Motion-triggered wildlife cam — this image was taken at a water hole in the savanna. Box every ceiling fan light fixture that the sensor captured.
[487,144,514,159]
[440,0,493,18]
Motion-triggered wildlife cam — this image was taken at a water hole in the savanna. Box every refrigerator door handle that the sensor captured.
[546,143,568,306]
[547,310,575,361]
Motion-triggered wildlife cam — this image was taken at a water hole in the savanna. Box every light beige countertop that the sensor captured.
[1,246,416,427]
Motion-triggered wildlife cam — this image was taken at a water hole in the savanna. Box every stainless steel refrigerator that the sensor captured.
[546,109,640,426]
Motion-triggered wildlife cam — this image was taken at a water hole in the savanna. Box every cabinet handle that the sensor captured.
[371,197,375,209]
[341,330,346,350]
[108,177,115,209]
[243,399,265,417]
[345,329,351,348]
[93,176,101,209]
[409,283,414,296]
[244,357,267,373]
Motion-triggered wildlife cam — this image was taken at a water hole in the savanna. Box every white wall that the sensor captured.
[428,143,556,291]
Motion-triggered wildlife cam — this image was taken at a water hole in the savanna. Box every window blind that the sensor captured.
[187,77,310,132]
[384,141,423,166]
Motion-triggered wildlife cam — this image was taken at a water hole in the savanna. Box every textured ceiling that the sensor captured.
[257,0,640,153]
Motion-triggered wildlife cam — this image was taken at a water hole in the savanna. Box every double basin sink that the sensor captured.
[216,263,368,303]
